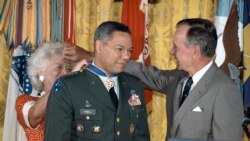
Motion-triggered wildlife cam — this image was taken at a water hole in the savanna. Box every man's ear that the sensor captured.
[95,40,103,53]
[193,44,201,55]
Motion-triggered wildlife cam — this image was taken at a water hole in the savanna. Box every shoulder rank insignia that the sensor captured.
[53,81,61,93]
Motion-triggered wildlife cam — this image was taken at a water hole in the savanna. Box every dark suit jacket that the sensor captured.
[44,69,150,141]
[124,61,244,141]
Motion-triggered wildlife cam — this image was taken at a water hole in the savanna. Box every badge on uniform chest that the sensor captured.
[80,100,96,116]
[80,109,96,116]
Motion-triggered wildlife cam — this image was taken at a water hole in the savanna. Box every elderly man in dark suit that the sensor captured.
[44,21,150,141]
[124,18,244,141]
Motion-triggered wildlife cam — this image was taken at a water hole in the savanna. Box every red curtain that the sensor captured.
[121,0,152,104]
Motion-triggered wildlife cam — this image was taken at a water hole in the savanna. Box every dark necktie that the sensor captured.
[179,77,193,107]
[86,64,119,108]
[106,78,118,109]
[109,87,118,109]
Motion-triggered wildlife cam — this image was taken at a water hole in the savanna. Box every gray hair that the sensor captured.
[28,42,66,92]
[176,18,217,58]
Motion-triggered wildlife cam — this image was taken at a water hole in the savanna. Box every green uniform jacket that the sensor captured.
[44,69,150,141]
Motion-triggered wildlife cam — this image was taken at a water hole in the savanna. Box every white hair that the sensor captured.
[28,42,66,92]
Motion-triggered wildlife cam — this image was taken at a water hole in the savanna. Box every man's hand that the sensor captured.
[63,45,94,63]
[71,59,88,72]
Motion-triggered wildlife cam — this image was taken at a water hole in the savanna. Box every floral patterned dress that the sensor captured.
[16,95,44,141]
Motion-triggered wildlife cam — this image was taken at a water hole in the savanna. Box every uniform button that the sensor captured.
[116,117,120,123]
[86,116,90,120]
[116,131,120,136]
[76,124,84,133]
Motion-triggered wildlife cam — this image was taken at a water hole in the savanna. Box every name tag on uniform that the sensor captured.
[80,109,96,115]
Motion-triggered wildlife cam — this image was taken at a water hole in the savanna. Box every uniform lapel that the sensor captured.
[85,70,116,111]
[171,63,217,136]
[116,74,131,113]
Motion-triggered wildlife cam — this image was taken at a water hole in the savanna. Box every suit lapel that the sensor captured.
[171,77,187,136]
[171,63,217,136]
[173,79,185,115]
[85,70,116,111]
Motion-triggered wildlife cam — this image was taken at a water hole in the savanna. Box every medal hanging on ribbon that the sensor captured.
[105,78,114,91]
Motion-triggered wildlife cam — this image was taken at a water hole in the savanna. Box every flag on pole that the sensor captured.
[0,0,11,31]
[1,1,50,140]
[214,0,232,69]
[2,1,77,138]
[2,0,51,48]
[214,0,242,76]
[2,44,36,141]
[121,0,152,108]
[242,0,250,81]
[242,0,250,110]
[243,0,250,27]
[64,0,76,45]
[51,0,64,42]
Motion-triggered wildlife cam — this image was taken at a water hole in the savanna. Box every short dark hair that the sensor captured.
[176,18,217,57]
[94,21,131,45]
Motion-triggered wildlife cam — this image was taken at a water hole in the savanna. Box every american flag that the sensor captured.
[2,44,35,141]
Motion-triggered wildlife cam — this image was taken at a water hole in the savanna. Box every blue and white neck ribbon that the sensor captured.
[86,64,117,77]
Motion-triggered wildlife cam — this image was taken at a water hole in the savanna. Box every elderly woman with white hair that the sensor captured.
[15,42,89,141]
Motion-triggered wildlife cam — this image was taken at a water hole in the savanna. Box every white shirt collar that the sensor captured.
[191,61,213,90]
[91,62,119,99]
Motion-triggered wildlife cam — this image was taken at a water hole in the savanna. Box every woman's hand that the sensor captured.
[71,59,88,72]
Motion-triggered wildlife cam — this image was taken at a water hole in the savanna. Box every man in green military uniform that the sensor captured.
[44,21,150,141]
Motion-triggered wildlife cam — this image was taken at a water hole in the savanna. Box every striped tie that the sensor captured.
[179,77,193,107]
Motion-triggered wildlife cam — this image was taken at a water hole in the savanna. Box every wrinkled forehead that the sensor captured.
[173,25,190,42]
[176,25,190,36]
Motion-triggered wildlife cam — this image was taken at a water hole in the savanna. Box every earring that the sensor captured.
[39,75,44,82]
